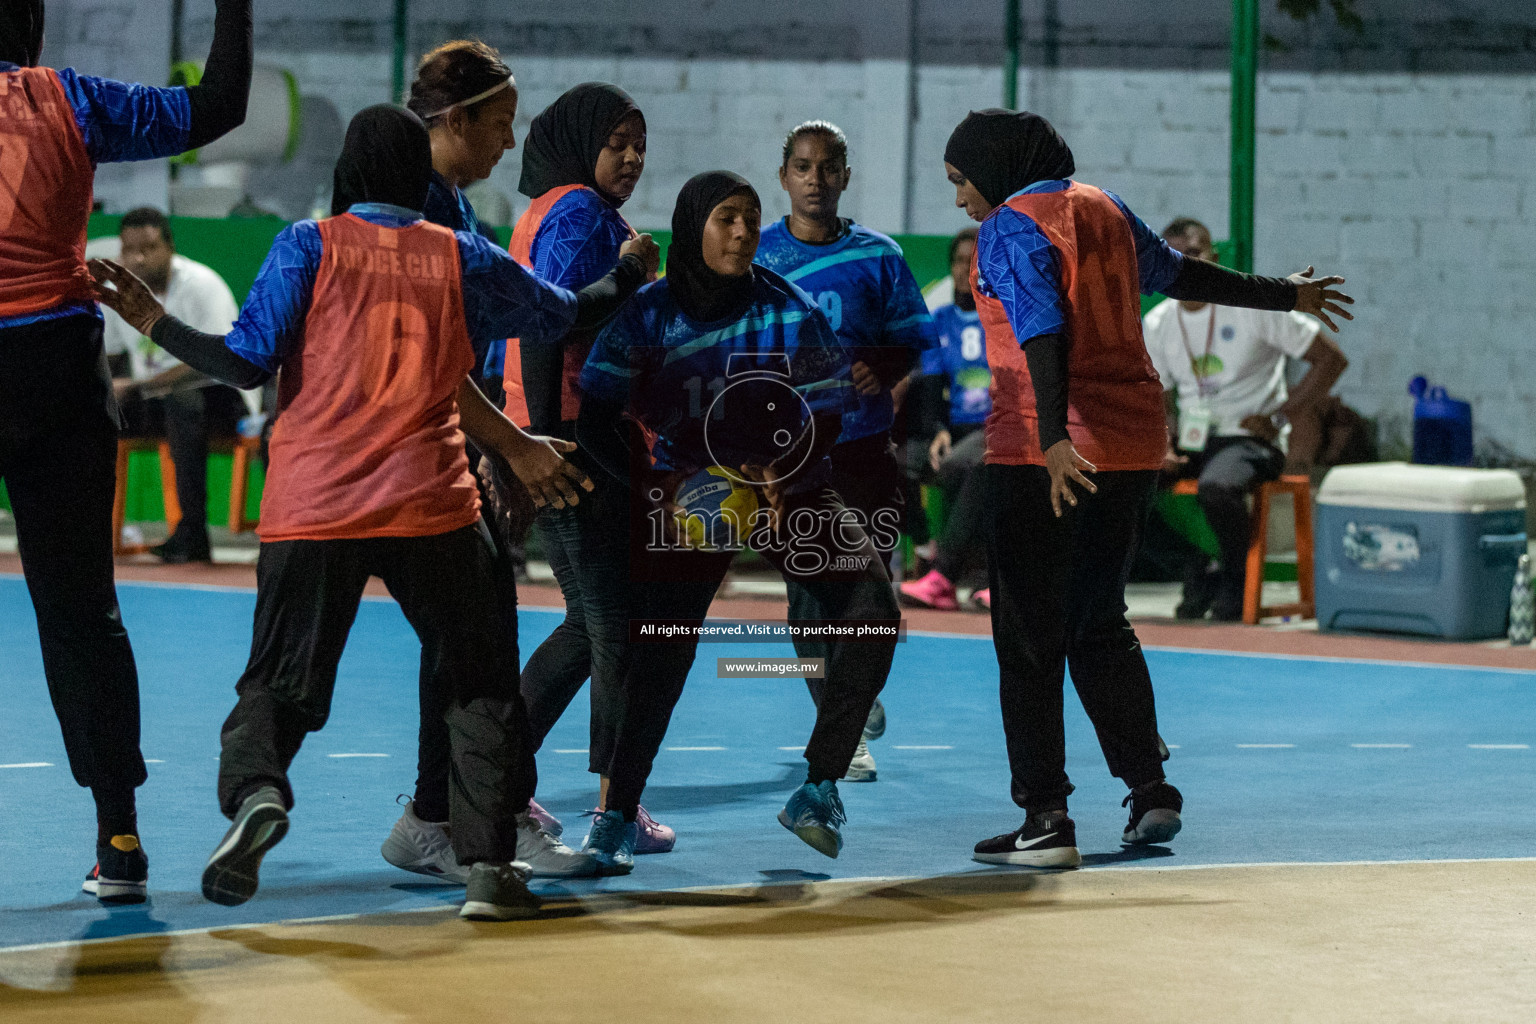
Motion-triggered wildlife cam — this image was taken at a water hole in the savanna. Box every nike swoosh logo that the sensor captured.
[1016,831,1056,850]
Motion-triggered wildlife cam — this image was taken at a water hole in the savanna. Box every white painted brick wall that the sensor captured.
[263,49,1536,456]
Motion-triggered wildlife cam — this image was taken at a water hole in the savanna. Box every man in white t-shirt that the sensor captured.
[1143,217,1348,620]
[98,208,247,563]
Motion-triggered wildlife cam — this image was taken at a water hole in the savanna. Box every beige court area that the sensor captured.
[3,860,1534,1023]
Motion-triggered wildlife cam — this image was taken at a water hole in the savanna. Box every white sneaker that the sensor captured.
[381,800,468,885]
[844,738,878,782]
[517,811,599,877]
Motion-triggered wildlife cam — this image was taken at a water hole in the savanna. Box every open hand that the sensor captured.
[1288,266,1354,333]
[1043,439,1097,518]
[88,259,166,336]
[621,233,662,277]
[503,436,593,510]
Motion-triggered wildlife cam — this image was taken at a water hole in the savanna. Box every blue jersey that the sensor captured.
[975,179,1183,343]
[755,218,936,443]
[528,187,632,292]
[580,268,855,484]
[224,203,577,379]
[0,62,193,330]
[421,171,512,379]
[423,171,481,236]
[928,303,991,427]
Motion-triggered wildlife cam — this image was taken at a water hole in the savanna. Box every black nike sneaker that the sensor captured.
[1122,780,1183,845]
[973,813,1081,868]
[82,835,148,904]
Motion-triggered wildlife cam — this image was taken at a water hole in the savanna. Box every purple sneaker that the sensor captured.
[527,798,563,839]
[633,805,676,854]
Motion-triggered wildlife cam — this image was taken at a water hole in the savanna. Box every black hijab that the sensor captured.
[667,171,759,324]
[0,0,45,67]
[943,109,1076,209]
[330,105,434,217]
[518,82,642,205]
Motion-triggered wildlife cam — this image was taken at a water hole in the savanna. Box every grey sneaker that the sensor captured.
[516,811,598,877]
[459,861,541,921]
[843,738,878,782]
[203,786,289,906]
[862,698,886,740]
[381,799,468,884]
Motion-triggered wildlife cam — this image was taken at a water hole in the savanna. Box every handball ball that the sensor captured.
[674,466,761,551]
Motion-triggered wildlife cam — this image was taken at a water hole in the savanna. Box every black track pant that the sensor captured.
[605,491,899,818]
[932,426,988,584]
[0,315,145,825]
[1179,435,1285,593]
[518,472,631,773]
[217,523,533,865]
[787,433,902,708]
[986,465,1167,815]
[120,384,247,552]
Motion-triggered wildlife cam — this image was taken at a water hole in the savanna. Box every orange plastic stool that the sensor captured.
[227,435,262,534]
[112,438,181,555]
[1244,475,1315,625]
[1168,474,1316,624]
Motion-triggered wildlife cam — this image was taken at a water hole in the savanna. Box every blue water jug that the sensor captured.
[1408,376,1473,466]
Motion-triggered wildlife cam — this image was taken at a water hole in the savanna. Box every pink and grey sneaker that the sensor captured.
[899,570,959,611]
[972,588,991,611]
[527,798,563,839]
[633,805,676,854]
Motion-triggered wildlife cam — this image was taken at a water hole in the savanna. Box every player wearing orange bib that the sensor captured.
[0,0,251,904]
[941,109,1353,868]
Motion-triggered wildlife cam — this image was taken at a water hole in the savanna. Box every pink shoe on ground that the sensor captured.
[972,588,991,611]
[633,805,676,854]
[899,570,959,611]
[527,798,563,838]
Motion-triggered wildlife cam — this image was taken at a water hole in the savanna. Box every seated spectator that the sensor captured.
[102,208,249,563]
[1145,217,1348,620]
[901,228,992,611]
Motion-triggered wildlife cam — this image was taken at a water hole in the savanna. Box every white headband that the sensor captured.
[424,76,514,120]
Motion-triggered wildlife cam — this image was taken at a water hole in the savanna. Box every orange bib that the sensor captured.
[501,184,635,428]
[258,214,480,541]
[973,182,1165,471]
[0,67,96,318]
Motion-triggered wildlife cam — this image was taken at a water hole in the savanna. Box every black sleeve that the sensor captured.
[856,346,919,388]
[1163,257,1297,312]
[569,255,647,332]
[574,393,635,486]
[1021,332,1070,453]
[184,0,254,150]
[148,315,268,390]
[520,255,647,433]
[915,374,948,437]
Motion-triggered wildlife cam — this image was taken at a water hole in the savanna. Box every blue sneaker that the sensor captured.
[581,809,637,875]
[778,780,846,858]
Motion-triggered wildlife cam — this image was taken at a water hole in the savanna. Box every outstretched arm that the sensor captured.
[89,259,268,389]
[185,0,254,149]
[1163,260,1355,333]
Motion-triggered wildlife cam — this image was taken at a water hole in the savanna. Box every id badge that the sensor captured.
[1178,405,1212,453]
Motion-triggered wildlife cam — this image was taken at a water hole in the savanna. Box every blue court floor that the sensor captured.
[2,575,1535,951]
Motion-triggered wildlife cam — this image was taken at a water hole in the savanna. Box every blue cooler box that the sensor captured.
[1316,462,1527,639]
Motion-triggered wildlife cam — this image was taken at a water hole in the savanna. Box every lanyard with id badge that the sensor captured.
[1176,306,1218,452]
